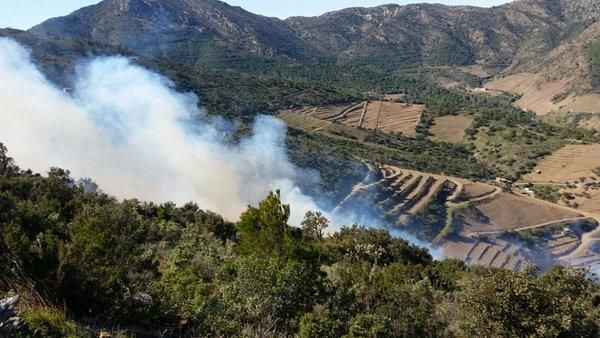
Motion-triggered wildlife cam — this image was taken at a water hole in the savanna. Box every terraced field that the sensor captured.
[484,72,600,115]
[429,115,472,143]
[283,100,424,137]
[521,144,600,214]
[438,174,600,271]
[442,218,600,271]
[277,110,330,132]
[538,227,583,257]
[442,236,533,270]
[278,110,368,140]
[280,105,600,272]
[330,163,600,272]
[460,182,497,199]
[523,144,600,183]
[460,192,581,233]
[334,165,458,224]
[562,237,600,272]
[443,211,596,271]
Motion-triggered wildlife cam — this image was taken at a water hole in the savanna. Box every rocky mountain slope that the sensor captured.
[26,0,600,115]
[29,0,320,64]
[30,0,599,70]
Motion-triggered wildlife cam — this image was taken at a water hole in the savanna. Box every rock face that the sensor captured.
[0,295,21,334]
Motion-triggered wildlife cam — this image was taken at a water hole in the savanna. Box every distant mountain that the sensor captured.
[29,0,320,64]
[20,0,600,114]
[29,0,599,68]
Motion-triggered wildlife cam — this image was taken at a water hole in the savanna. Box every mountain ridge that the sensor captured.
[21,0,600,113]
[27,1,599,86]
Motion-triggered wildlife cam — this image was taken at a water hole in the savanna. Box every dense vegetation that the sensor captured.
[1,143,600,337]
[528,184,561,203]
[287,127,495,182]
[586,40,600,91]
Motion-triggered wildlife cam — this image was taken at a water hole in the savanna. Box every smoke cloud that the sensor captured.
[0,38,319,225]
[0,38,445,258]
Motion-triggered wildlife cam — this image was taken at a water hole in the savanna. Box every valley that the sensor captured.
[3,0,599,275]
[281,102,600,273]
[2,0,600,335]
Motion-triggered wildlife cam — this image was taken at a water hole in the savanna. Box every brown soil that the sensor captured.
[461,192,581,233]
[283,100,424,137]
[523,144,600,183]
[429,115,473,143]
[441,235,531,270]
[485,72,600,115]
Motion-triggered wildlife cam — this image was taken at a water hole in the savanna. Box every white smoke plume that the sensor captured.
[0,38,319,225]
[0,38,446,259]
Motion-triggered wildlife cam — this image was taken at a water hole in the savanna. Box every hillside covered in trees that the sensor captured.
[1,143,599,336]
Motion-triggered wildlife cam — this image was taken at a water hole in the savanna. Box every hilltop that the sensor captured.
[24,0,600,117]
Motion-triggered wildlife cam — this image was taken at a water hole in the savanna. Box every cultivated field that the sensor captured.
[442,218,597,270]
[558,93,600,114]
[578,190,600,214]
[442,236,532,270]
[331,163,600,272]
[277,110,330,132]
[485,72,569,115]
[521,144,600,214]
[439,174,597,271]
[523,144,600,183]
[334,165,456,221]
[459,181,498,199]
[457,64,489,78]
[442,193,593,271]
[283,100,424,137]
[485,72,600,115]
[460,192,581,233]
[429,115,472,143]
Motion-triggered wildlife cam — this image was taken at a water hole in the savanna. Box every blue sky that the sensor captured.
[0,0,510,30]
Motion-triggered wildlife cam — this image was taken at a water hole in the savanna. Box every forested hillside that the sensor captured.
[20,0,600,120]
[1,144,599,336]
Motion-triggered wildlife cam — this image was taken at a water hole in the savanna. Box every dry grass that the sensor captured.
[461,192,581,233]
[429,115,472,143]
[283,100,424,137]
[0,277,77,336]
[277,110,330,132]
[557,94,600,114]
[485,72,600,115]
[578,190,600,214]
[523,144,600,183]
[457,64,489,78]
